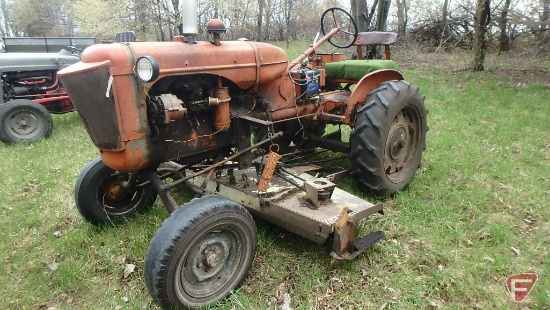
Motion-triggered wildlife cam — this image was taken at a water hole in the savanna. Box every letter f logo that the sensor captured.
[506,273,538,302]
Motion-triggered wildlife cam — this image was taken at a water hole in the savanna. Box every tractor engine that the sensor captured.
[59,35,289,173]
[144,74,246,166]
[2,70,58,99]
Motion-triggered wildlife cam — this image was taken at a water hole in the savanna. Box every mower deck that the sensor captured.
[185,164,384,260]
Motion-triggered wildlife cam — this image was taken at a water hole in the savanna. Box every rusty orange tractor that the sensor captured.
[59,5,427,309]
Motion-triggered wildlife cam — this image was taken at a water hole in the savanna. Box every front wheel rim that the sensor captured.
[176,225,244,300]
[97,174,145,215]
[384,106,422,183]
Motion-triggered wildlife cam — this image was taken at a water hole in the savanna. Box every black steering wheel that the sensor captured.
[320,7,358,48]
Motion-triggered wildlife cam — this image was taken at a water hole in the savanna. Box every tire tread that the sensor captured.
[350,80,428,196]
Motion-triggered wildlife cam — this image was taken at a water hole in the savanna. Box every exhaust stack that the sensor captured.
[181,0,198,43]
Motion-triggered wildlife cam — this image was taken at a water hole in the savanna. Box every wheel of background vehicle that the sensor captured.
[74,157,157,225]
[320,7,358,48]
[0,99,53,143]
[144,196,257,309]
[350,80,428,196]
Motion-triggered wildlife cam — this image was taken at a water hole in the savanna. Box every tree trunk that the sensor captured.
[540,0,550,46]
[367,0,379,29]
[497,0,511,54]
[396,0,408,38]
[441,0,450,30]
[265,0,272,40]
[355,0,368,32]
[375,0,391,32]
[154,0,166,41]
[368,0,390,58]
[352,0,370,58]
[170,0,181,36]
[284,0,293,49]
[472,0,491,71]
[257,0,264,41]
[351,0,357,30]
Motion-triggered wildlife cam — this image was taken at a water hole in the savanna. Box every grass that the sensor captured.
[1,45,549,309]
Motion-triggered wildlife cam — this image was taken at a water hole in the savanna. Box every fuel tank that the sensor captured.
[59,40,289,172]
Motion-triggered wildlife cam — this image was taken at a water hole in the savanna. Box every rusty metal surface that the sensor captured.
[269,90,350,123]
[304,178,335,208]
[59,63,122,150]
[313,53,345,67]
[332,208,356,255]
[67,41,288,89]
[213,87,230,131]
[344,69,403,123]
[58,18,407,175]
[258,148,280,192]
[59,40,290,172]
[288,27,340,70]
[331,231,385,260]
[187,167,382,245]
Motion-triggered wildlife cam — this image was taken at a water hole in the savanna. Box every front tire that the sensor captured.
[0,99,53,143]
[350,80,428,196]
[74,157,157,225]
[144,196,257,309]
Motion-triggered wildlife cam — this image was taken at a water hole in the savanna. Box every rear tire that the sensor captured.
[0,99,53,143]
[74,157,157,225]
[144,196,257,309]
[350,80,427,196]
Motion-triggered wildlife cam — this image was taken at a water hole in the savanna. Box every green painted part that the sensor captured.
[324,60,399,81]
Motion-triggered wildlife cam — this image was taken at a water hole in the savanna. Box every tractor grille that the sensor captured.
[60,65,121,150]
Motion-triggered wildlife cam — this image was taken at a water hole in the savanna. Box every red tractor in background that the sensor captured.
[59,4,427,309]
[0,37,96,143]
[0,48,80,143]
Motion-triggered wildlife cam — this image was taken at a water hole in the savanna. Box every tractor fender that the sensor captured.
[346,69,403,123]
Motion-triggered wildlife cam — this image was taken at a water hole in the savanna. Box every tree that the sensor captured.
[11,0,65,36]
[497,0,512,54]
[0,0,11,36]
[375,0,391,32]
[396,0,408,38]
[351,0,368,32]
[257,0,264,41]
[441,0,450,29]
[540,0,550,46]
[284,0,293,48]
[472,0,490,71]
[366,0,379,28]
[70,0,130,38]
[366,0,390,58]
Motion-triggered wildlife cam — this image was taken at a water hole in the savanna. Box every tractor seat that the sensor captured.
[353,31,398,60]
[354,32,398,46]
[324,59,399,81]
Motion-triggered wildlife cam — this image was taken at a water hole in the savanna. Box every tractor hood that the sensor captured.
[0,51,80,72]
[57,40,289,172]
[59,40,289,89]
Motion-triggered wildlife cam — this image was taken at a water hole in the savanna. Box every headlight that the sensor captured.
[135,56,159,82]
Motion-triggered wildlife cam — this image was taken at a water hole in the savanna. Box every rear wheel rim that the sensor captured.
[384,106,422,183]
[6,109,45,140]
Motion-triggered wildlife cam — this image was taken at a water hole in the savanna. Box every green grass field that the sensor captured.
[0,46,549,309]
